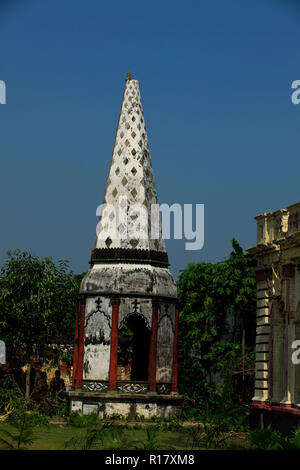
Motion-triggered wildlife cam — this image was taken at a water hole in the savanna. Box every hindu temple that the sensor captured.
[68,73,183,417]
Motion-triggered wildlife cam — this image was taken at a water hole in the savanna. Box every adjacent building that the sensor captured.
[248,202,300,432]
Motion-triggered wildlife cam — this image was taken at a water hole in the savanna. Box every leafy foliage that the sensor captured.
[0,374,51,426]
[69,411,98,428]
[131,426,161,450]
[0,411,37,450]
[249,426,300,450]
[0,375,24,416]
[250,426,287,450]
[0,250,84,361]
[178,238,257,410]
[118,323,134,366]
[65,412,125,450]
[185,423,229,450]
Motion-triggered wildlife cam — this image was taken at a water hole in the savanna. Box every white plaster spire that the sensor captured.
[94,73,166,255]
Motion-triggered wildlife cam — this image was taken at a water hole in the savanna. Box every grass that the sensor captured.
[0,421,253,450]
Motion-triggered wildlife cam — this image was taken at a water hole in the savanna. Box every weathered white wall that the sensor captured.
[156,303,175,383]
[83,296,112,381]
[70,398,181,418]
[80,263,177,299]
[118,297,152,330]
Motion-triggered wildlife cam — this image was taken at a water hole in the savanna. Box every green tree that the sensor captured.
[177,238,257,409]
[0,250,83,397]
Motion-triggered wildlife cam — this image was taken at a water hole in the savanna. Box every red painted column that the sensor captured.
[76,298,86,389]
[72,303,79,388]
[171,307,179,393]
[148,301,158,392]
[109,298,120,390]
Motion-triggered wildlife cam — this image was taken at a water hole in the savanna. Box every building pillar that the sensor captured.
[294,320,300,405]
[283,281,290,401]
[108,297,120,390]
[253,268,273,402]
[282,264,295,404]
[268,300,274,401]
[148,300,158,392]
[171,307,179,393]
[76,297,86,389]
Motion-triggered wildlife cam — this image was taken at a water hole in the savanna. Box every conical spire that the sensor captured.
[92,74,167,264]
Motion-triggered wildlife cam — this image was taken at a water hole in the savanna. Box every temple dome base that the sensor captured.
[80,263,177,299]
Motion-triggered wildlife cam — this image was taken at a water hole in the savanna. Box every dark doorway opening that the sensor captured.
[118,314,150,381]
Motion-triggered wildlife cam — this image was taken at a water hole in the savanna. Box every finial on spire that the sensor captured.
[126,72,132,81]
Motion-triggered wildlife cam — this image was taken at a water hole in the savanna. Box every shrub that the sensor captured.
[0,411,37,450]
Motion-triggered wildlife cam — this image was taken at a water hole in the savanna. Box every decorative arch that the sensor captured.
[119,311,151,331]
[158,312,174,334]
[117,312,151,381]
[85,297,111,329]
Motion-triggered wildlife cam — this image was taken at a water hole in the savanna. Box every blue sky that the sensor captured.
[0,0,300,279]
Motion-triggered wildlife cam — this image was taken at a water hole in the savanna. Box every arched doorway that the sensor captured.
[118,314,150,381]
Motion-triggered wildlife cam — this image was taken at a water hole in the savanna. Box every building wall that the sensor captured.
[254,272,272,401]
[248,202,300,427]
[156,303,175,383]
[83,296,112,381]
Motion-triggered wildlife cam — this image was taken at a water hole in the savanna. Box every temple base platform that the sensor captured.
[66,390,184,419]
[250,401,300,436]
